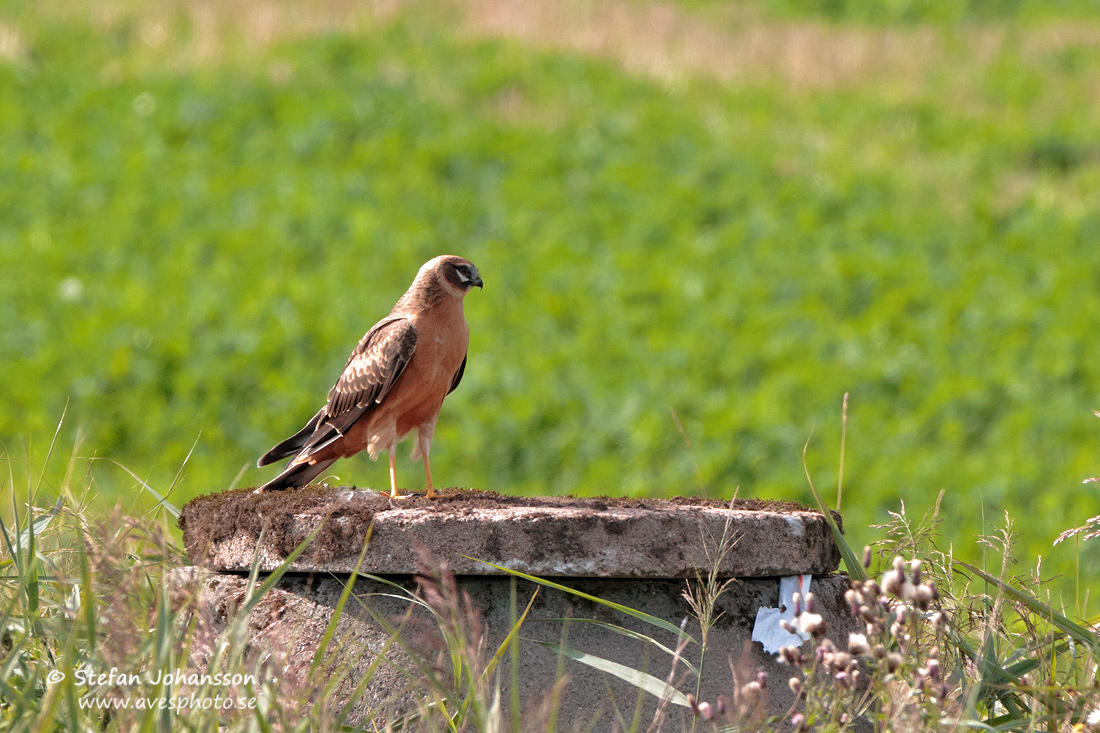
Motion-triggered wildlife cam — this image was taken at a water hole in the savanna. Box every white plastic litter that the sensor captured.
[751,574,812,655]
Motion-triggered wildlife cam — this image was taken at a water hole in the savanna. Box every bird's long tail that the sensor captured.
[257,408,325,467]
[254,458,336,493]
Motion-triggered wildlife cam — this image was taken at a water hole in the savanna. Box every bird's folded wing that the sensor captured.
[299,317,418,455]
[448,353,467,394]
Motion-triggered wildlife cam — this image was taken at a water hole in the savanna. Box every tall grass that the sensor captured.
[1,436,1099,731]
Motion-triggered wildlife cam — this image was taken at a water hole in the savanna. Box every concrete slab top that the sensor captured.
[179,487,842,578]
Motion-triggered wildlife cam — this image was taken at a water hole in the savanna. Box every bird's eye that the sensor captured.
[455,265,470,282]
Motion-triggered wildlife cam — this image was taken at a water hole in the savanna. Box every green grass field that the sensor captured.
[2,0,1099,590]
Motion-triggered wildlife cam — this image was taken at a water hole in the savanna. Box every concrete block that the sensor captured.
[175,487,856,727]
[172,567,856,727]
[180,488,842,578]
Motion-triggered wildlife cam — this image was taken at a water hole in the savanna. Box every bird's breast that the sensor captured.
[385,307,467,420]
[414,330,467,382]
[410,306,468,367]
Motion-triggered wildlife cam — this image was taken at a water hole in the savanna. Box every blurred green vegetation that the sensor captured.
[1,0,1098,587]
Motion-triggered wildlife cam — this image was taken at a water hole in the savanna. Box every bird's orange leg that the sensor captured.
[420,433,437,499]
[388,446,403,499]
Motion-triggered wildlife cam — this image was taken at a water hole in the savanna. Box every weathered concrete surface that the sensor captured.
[175,487,854,726]
[173,566,858,728]
[180,487,841,578]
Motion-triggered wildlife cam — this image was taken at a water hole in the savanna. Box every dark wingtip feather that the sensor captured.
[256,447,287,468]
[257,408,326,468]
[255,458,334,493]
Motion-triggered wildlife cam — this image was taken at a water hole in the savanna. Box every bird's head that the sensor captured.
[423,255,484,298]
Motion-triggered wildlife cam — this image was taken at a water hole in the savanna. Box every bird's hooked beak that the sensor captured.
[471,274,484,289]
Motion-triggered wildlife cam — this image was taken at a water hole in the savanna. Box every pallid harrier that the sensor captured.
[256,256,483,497]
